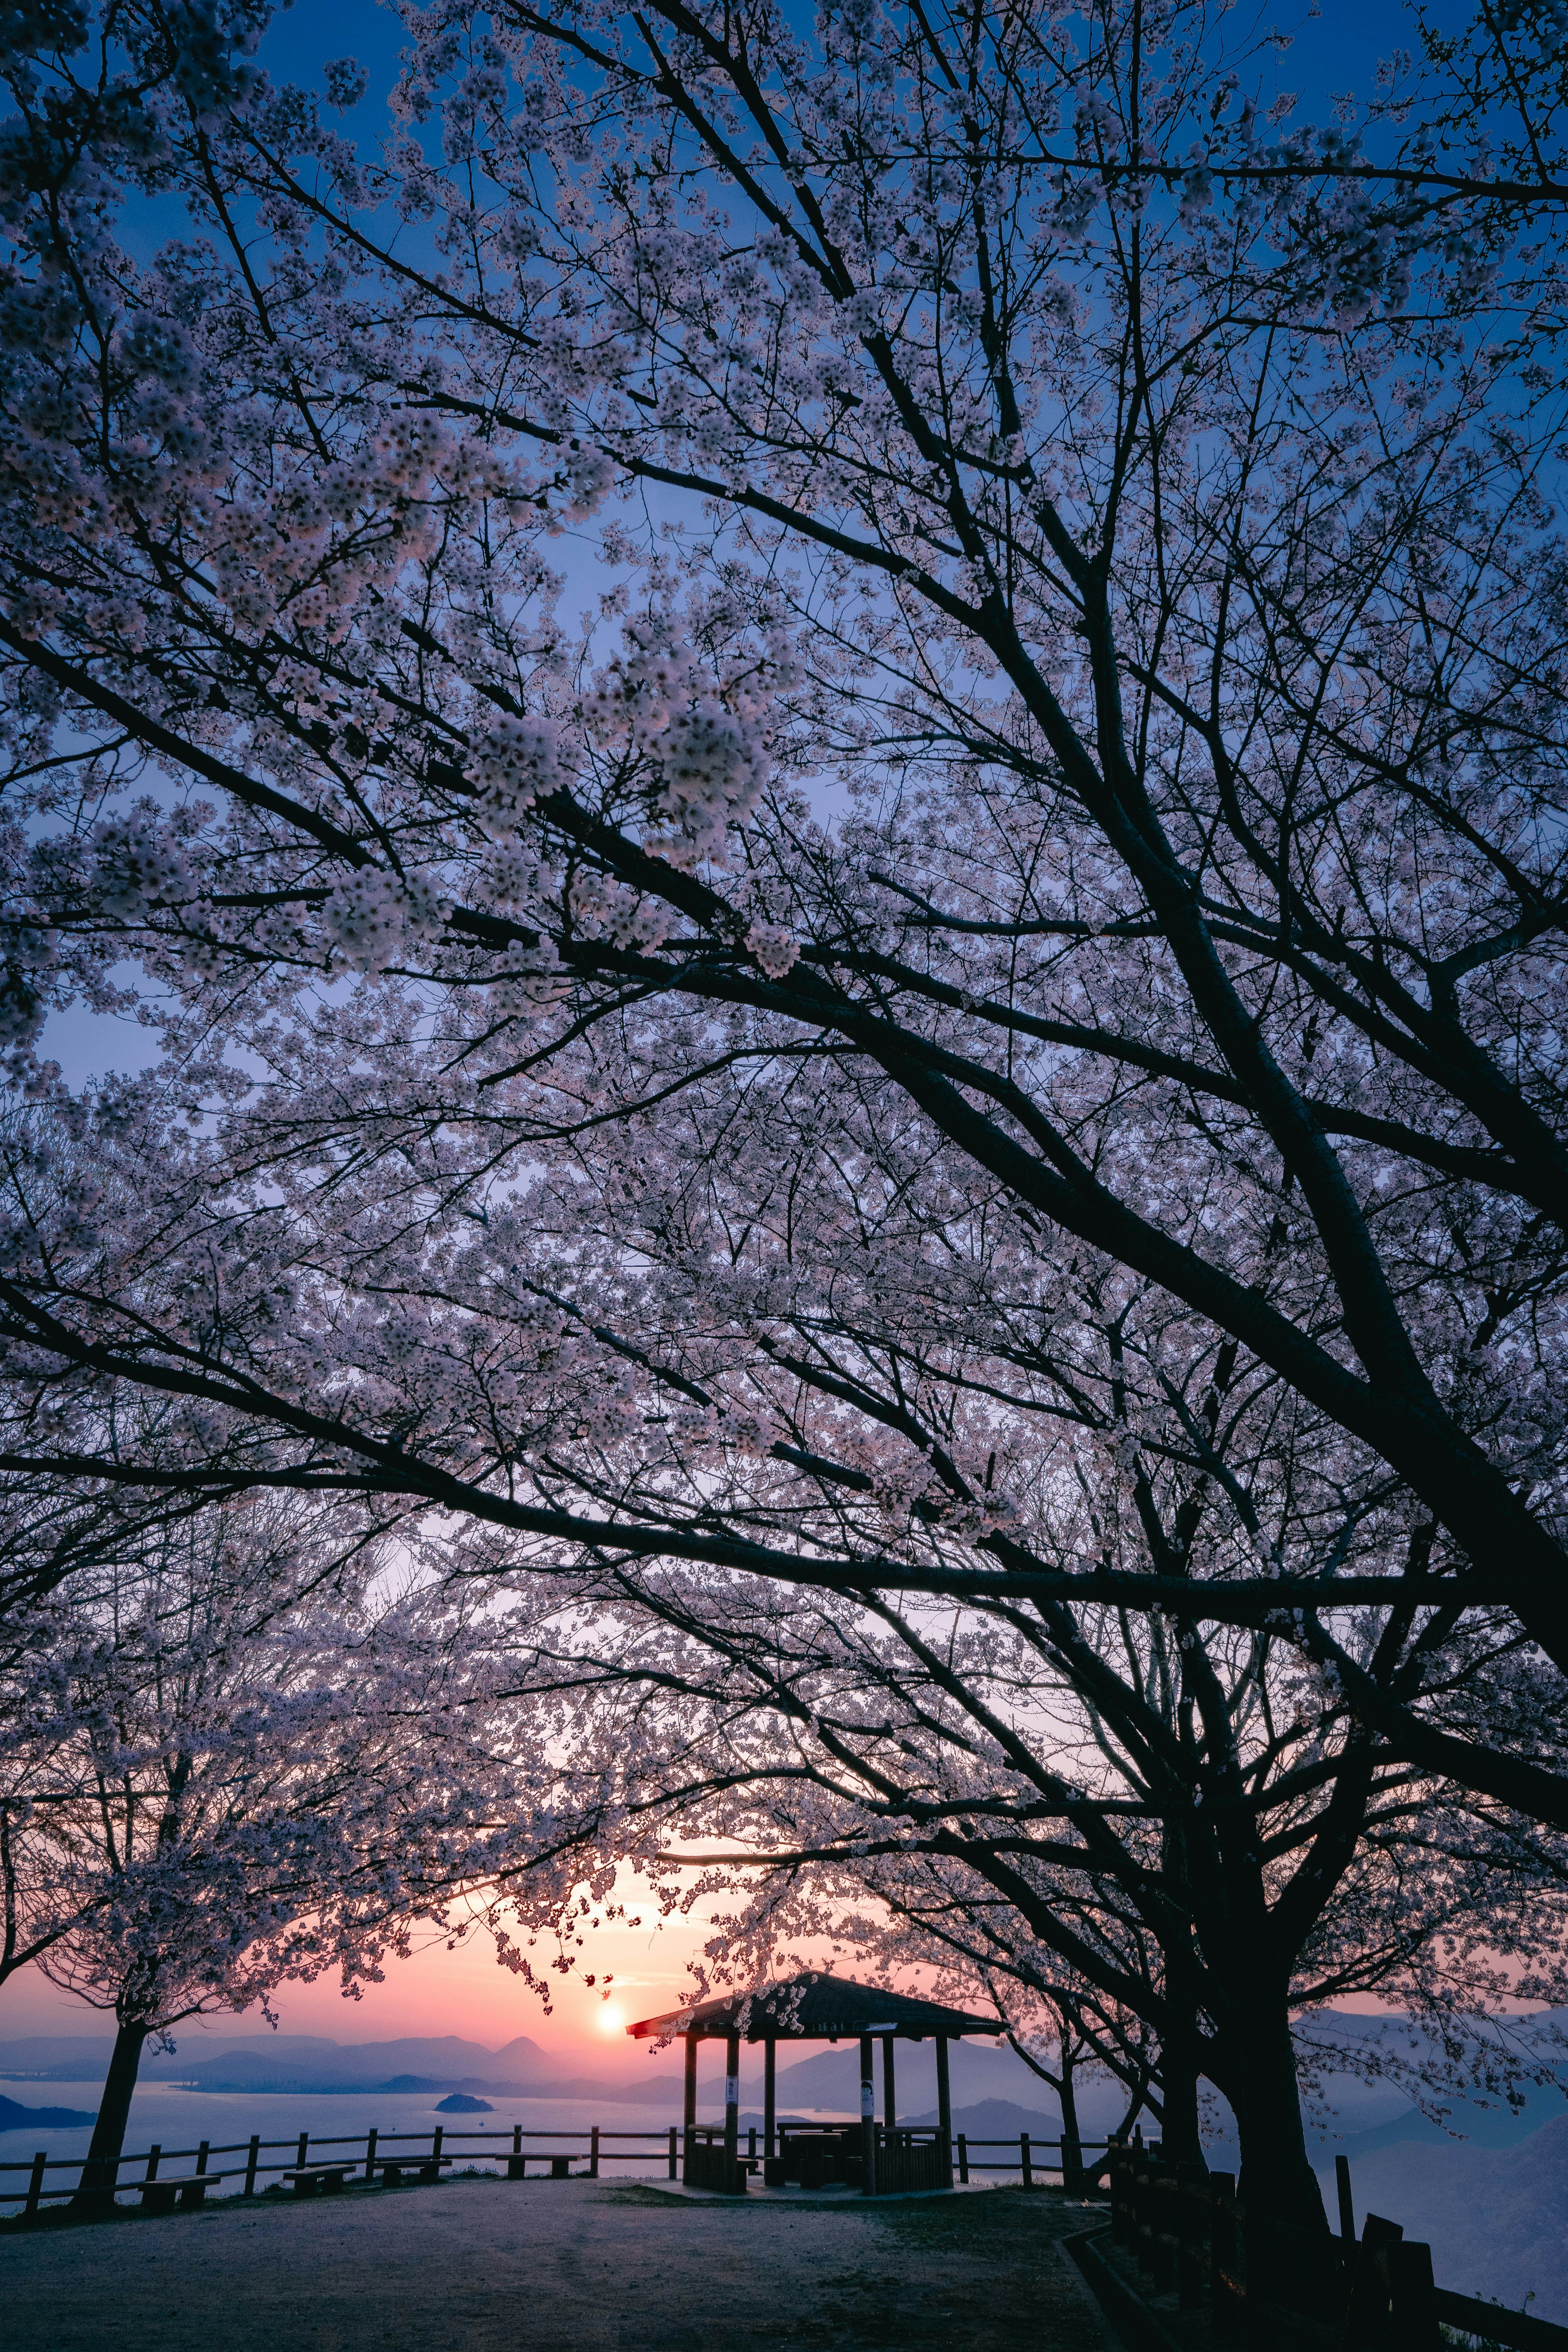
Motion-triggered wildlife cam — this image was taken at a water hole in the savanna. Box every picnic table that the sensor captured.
[769,2124,862,2192]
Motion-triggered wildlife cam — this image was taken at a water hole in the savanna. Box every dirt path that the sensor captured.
[1,2179,1116,2352]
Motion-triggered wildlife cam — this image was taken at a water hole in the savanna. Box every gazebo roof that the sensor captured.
[625,1971,1002,2042]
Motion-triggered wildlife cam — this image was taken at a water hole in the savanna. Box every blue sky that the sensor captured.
[255,0,1468,126]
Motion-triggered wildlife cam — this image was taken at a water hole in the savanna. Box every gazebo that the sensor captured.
[626,1973,1002,2196]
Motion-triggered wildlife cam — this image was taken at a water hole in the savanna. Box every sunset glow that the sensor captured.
[599,2005,626,2036]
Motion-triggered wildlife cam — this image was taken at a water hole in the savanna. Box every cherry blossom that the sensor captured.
[0,0,1564,2228]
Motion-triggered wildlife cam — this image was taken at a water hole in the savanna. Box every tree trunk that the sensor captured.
[1159,1827,1205,2168]
[1229,2001,1327,2232]
[1058,2036,1084,2193]
[71,2016,149,2212]
[1158,1955,1204,2168]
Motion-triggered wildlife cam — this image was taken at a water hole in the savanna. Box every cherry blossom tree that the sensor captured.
[0,0,1559,1795]
[453,1402,1568,2216]
[0,0,1565,2226]
[0,1483,558,2206]
[0,1436,269,1982]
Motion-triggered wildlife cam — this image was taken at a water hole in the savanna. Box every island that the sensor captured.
[0,2092,97,2130]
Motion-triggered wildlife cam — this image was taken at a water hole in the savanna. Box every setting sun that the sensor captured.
[598,2005,625,2036]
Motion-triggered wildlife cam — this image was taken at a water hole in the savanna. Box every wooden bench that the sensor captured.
[507,2153,580,2180]
[280,2164,356,2198]
[138,2176,209,2214]
[376,2154,454,2188]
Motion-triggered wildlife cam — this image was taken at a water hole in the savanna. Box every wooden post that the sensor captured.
[858,2034,876,2196]
[1021,2131,1032,2189]
[1335,2152,1355,2243]
[590,2125,600,2179]
[145,2142,162,2186]
[296,2131,308,2169]
[677,2032,696,2173]
[24,2149,46,2220]
[882,2036,897,2129]
[244,2135,260,2197]
[195,2140,209,2180]
[956,2130,969,2185]
[668,2125,678,2180]
[1109,2144,1130,2245]
[764,2037,777,2160]
[683,2030,697,2181]
[1388,2241,1439,2352]
[723,2029,741,2191]
[935,2035,953,2184]
[432,2125,444,2167]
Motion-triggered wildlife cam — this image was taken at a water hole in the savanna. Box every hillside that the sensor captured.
[0,2091,96,2129]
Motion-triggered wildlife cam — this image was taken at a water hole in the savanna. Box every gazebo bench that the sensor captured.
[281,2163,356,2197]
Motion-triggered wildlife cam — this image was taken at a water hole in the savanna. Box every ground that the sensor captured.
[1,2178,1117,2352]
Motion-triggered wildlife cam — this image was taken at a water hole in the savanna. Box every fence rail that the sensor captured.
[0,2123,686,2215]
[1,2120,1114,2218]
[953,2133,1110,2187]
[1101,2137,1568,2350]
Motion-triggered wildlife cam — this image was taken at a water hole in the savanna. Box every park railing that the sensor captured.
[2,2118,1116,2219]
[953,2132,1111,2188]
[1101,2136,1568,2350]
[0,2122,684,2217]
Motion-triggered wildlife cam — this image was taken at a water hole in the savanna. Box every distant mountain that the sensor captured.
[0,2036,116,2079]
[0,2030,570,2092]
[436,2092,493,2113]
[904,2098,1062,2141]
[0,2091,96,2130]
[1319,2109,1568,2324]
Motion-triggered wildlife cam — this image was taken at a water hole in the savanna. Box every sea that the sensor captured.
[0,2084,707,2207]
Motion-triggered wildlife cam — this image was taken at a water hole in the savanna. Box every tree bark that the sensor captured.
[1229,2000,1328,2231]
[1158,1967,1203,2168]
[71,2016,149,2213]
[1058,2034,1084,2194]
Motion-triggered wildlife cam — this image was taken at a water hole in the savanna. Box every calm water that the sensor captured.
[0,2083,697,2206]
[0,2081,1048,2207]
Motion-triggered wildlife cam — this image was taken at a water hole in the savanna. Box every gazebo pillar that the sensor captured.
[723,2029,740,2188]
[859,2034,877,2196]
[764,2038,777,2160]
[935,2035,953,2183]
[882,2036,897,2129]
[683,2031,697,2180]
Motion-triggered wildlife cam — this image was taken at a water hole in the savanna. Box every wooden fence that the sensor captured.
[1103,2137,1568,2350]
[1,2118,1114,2220]
[954,2132,1110,2187]
[0,2123,683,2216]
